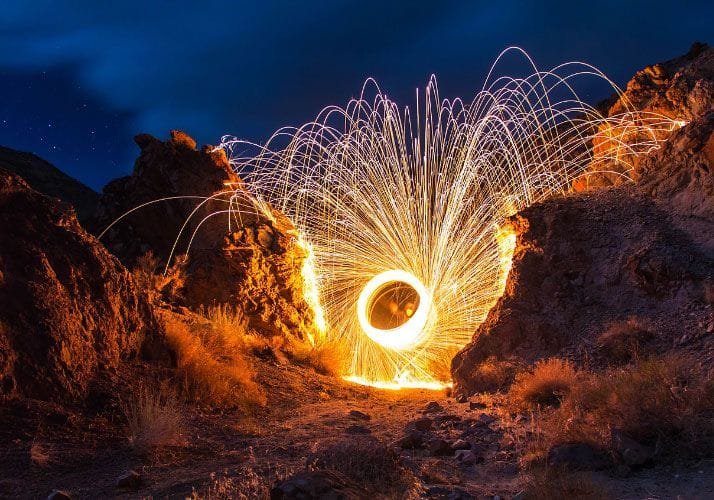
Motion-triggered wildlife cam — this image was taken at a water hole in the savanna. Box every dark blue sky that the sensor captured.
[0,1,712,190]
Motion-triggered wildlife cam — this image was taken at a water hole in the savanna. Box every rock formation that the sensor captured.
[0,169,160,402]
[579,42,713,189]
[0,145,99,221]
[90,130,241,266]
[92,131,320,342]
[453,46,714,397]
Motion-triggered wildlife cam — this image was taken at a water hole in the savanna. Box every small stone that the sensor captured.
[428,438,453,456]
[411,417,433,432]
[455,449,476,465]
[47,491,72,500]
[423,401,443,413]
[345,424,371,435]
[397,430,424,449]
[452,439,471,450]
[116,470,142,489]
[469,401,486,410]
[348,410,371,421]
[476,413,496,426]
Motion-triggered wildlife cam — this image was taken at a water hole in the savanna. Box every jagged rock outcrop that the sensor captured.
[0,169,160,402]
[90,130,241,266]
[92,131,319,341]
[578,42,713,189]
[0,145,99,221]
[452,49,714,397]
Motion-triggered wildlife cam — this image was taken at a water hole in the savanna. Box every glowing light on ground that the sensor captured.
[215,48,678,389]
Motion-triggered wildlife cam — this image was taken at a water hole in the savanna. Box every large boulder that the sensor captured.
[0,168,159,402]
[452,111,714,397]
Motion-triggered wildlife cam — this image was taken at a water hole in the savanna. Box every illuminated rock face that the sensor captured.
[91,130,320,342]
[452,105,714,399]
[578,42,714,189]
[0,169,160,402]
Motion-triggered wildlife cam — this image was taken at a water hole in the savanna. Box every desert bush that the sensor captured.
[132,251,186,303]
[121,383,185,454]
[527,354,714,465]
[509,358,578,409]
[286,338,344,376]
[307,437,409,489]
[189,468,272,500]
[597,317,653,363]
[468,356,517,393]
[163,314,266,408]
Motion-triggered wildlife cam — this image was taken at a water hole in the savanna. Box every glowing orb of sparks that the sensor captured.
[215,47,681,389]
[356,270,433,350]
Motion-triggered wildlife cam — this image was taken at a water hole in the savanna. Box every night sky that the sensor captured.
[1,1,712,191]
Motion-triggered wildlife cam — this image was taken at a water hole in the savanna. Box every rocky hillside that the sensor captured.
[0,145,99,221]
[453,44,714,397]
[0,168,163,403]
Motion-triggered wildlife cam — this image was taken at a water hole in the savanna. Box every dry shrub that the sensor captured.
[509,358,578,409]
[286,338,344,376]
[597,317,653,363]
[190,468,271,500]
[307,437,409,490]
[524,467,609,500]
[529,354,714,464]
[163,313,266,408]
[132,251,186,303]
[121,383,185,454]
[469,357,517,393]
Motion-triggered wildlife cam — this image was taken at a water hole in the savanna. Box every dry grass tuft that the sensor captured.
[286,338,344,376]
[509,358,578,409]
[525,353,714,465]
[121,384,185,454]
[190,468,272,500]
[307,437,410,489]
[524,467,610,500]
[132,251,186,303]
[597,317,653,363]
[468,356,517,393]
[163,312,266,409]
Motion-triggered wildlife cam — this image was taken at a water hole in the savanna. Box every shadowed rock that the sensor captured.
[0,169,161,402]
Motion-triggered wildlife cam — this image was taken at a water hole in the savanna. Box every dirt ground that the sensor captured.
[1,362,714,499]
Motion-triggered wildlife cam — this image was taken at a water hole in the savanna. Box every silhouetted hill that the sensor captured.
[0,145,99,221]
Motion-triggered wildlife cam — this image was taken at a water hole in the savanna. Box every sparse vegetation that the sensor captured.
[521,354,714,466]
[597,317,653,363]
[132,251,186,303]
[307,437,411,491]
[468,356,517,393]
[162,312,266,408]
[121,383,185,454]
[286,338,344,376]
[509,358,578,409]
